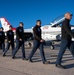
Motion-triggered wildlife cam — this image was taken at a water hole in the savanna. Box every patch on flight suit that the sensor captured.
[9,32,12,35]
[19,29,22,32]
[38,28,40,32]
[0,33,2,36]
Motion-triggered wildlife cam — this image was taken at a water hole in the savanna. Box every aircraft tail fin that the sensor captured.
[0,18,16,32]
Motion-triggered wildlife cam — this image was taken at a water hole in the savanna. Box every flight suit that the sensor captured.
[12,26,25,59]
[3,30,14,56]
[28,25,46,63]
[0,31,5,52]
[56,19,74,65]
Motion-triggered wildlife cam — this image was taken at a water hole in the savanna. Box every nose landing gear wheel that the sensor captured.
[50,45,54,50]
[28,42,32,47]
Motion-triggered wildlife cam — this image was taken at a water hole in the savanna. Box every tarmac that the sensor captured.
[0,42,74,75]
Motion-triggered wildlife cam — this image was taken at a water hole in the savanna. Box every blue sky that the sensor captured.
[0,0,74,28]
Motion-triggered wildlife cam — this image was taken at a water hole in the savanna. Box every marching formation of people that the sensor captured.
[0,12,74,69]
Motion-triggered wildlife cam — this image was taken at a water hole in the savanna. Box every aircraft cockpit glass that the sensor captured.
[50,15,65,27]
[52,23,62,27]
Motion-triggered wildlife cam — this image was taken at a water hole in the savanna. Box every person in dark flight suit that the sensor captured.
[0,27,5,52]
[3,26,14,56]
[28,20,49,64]
[56,13,74,69]
[12,22,26,60]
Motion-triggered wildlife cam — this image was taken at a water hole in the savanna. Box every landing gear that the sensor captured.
[28,42,32,47]
[50,45,54,50]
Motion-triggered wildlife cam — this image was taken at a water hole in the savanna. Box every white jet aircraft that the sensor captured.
[0,15,74,49]
[24,15,74,49]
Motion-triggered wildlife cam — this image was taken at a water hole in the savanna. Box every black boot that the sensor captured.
[55,64,66,69]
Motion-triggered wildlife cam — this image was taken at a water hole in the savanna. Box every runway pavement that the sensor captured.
[0,43,74,75]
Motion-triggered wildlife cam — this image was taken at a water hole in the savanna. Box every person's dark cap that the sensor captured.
[20,22,24,26]
[0,27,4,30]
[9,25,13,28]
[36,20,41,24]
